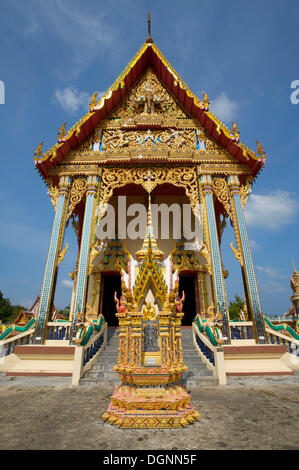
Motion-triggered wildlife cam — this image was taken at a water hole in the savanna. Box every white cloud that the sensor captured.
[53,86,90,114]
[245,190,297,230]
[40,1,118,79]
[256,264,287,295]
[62,279,74,289]
[53,87,105,114]
[210,92,239,122]
[259,279,287,294]
[7,1,119,79]
[256,265,286,279]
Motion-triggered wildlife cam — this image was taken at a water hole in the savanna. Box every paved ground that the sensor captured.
[0,373,298,450]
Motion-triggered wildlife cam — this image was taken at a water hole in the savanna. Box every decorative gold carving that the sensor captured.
[212,178,232,219]
[67,178,87,220]
[89,92,98,110]
[231,121,240,141]
[230,241,243,266]
[207,303,223,324]
[98,166,199,220]
[91,240,129,275]
[57,243,69,267]
[34,142,44,159]
[256,140,265,158]
[57,122,67,141]
[239,177,253,209]
[88,240,102,275]
[171,239,206,273]
[47,184,60,210]
[100,128,197,152]
[110,68,187,120]
[199,242,213,275]
[201,91,209,110]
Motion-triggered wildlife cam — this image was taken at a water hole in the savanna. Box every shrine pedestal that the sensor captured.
[103,384,198,428]
[102,367,199,428]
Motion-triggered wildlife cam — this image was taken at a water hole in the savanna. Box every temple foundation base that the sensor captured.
[102,383,199,428]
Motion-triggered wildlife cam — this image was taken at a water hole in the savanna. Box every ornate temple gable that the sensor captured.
[35,40,265,181]
[51,68,240,167]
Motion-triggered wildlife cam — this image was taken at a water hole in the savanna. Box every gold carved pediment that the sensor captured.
[51,68,239,163]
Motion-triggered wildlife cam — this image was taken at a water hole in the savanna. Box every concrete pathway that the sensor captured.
[0,373,298,450]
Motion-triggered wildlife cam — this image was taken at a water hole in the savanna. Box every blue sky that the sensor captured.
[0,0,298,315]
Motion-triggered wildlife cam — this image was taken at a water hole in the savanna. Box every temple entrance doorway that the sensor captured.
[99,273,122,326]
[179,274,198,326]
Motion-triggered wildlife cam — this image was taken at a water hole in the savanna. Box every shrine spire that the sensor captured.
[146,11,154,43]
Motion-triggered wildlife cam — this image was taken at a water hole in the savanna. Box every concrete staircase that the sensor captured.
[80,328,120,386]
[80,326,216,386]
[180,327,217,387]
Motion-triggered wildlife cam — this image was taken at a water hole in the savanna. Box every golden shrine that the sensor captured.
[101,197,199,428]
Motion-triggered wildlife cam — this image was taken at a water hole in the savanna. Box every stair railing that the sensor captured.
[229,321,254,340]
[192,322,227,385]
[72,321,107,386]
[265,328,299,364]
[46,322,71,341]
[0,328,35,370]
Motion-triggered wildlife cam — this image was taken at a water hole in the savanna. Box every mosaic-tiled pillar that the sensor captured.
[70,175,99,344]
[228,175,267,344]
[200,175,231,344]
[34,176,71,344]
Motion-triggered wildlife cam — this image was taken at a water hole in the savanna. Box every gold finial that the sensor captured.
[146,12,154,43]
[34,141,44,159]
[231,121,240,140]
[292,259,298,273]
[135,193,164,261]
[58,122,67,141]
[201,90,210,109]
[89,92,98,110]
[256,140,265,158]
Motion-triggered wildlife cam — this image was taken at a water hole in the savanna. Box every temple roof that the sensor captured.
[34,38,266,180]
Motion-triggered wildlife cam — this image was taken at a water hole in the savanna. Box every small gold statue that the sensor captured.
[142,302,156,321]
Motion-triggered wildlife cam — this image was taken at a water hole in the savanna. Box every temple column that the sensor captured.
[227,175,267,344]
[200,175,231,344]
[70,175,99,344]
[34,176,71,344]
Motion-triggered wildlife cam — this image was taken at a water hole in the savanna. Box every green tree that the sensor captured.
[0,291,12,323]
[7,305,26,324]
[58,305,70,319]
[0,291,26,324]
[228,294,244,321]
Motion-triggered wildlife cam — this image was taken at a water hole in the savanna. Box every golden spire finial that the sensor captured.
[135,194,163,261]
[146,11,154,43]
[292,259,298,273]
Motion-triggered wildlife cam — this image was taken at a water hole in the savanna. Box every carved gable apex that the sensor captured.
[109,67,189,121]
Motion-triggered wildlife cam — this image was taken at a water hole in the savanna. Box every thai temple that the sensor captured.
[1,15,298,428]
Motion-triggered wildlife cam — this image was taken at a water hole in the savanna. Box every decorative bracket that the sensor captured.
[212,178,232,219]
[230,241,243,266]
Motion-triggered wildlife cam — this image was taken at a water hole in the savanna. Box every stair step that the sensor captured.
[181,357,205,364]
[80,328,214,387]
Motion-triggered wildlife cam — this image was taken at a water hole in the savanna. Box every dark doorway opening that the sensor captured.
[100,273,122,326]
[179,274,197,326]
